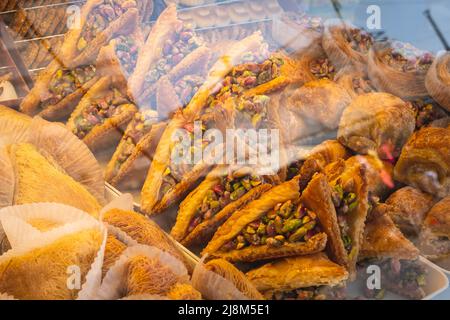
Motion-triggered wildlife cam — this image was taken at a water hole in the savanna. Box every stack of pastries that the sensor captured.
[4,0,450,300]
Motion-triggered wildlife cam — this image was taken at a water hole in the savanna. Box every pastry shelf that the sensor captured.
[13,33,65,44]
[177,0,245,12]
[195,17,272,32]
[0,0,86,15]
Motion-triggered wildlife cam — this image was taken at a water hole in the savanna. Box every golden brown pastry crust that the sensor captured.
[96,20,144,91]
[301,173,348,267]
[368,42,430,99]
[425,52,450,112]
[202,178,327,262]
[6,143,101,217]
[287,79,352,130]
[172,165,272,247]
[322,20,371,73]
[385,187,436,236]
[360,211,419,260]
[338,92,416,159]
[298,140,350,189]
[182,32,265,119]
[345,155,394,199]
[323,158,370,278]
[125,254,180,296]
[394,127,450,198]
[66,77,138,151]
[141,109,231,215]
[102,234,127,278]
[105,121,167,190]
[246,253,348,293]
[203,259,264,300]
[423,196,450,238]
[20,0,138,118]
[102,208,193,272]
[68,6,140,67]
[0,228,102,300]
[20,60,100,120]
[155,46,213,118]
[128,4,181,100]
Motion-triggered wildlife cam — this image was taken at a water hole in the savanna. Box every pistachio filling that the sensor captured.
[143,24,202,88]
[222,200,321,251]
[310,58,335,80]
[266,285,345,300]
[382,41,433,72]
[351,76,374,94]
[41,65,96,109]
[78,0,126,51]
[361,258,427,299]
[187,169,263,233]
[160,120,211,195]
[175,75,205,107]
[331,184,358,253]
[115,35,139,76]
[73,88,130,139]
[206,55,284,112]
[234,95,270,129]
[114,110,159,172]
[344,28,373,54]
[411,98,447,129]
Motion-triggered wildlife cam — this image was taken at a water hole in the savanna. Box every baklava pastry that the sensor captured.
[102,234,127,278]
[368,41,434,99]
[102,208,193,271]
[191,258,264,300]
[345,155,394,200]
[358,212,426,300]
[246,253,348,300]
[425,51,450,111]
[420,196,450,260]
[141,109,230,215]
[0,143,102,216]
[66,0,139,67]
[321,158,370,277]
[394,126,450,198]
[335,67,375,98]
[0,228,103,300]
[125,254,201,299]
[322,20,373,73]
[298,140,350,189]
[202,178,327,262]
[128,5,205,104]
[20,61,99,120]
[385,187,436,236]
[155,46,212,119]
[96,21,144,90]
[171,165,272,247]
[183,33,297,119]
[287,79,352,133]
[338,92,416,160]
[67,76,138,151]
[105,110,166,190]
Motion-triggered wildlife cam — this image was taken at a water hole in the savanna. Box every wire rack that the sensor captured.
[0,0,279,78]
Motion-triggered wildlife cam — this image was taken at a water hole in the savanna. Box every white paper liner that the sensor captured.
[0,208,107,300]
[0,107,31,149]
[95,244,189,300]
[191,255,249,300]
[100,193,135,219]
[0,202,99,249]
[27,117,106,204]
